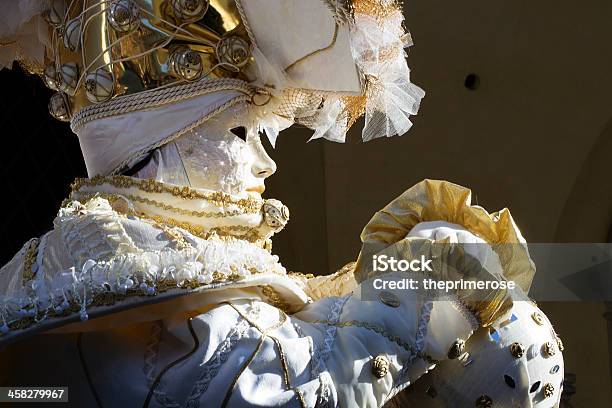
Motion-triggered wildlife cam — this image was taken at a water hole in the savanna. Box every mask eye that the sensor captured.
[530,381,541,393]
[504,375,516,388]
[230,126,247,142]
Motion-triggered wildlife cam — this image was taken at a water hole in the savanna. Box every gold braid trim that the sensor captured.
[22,238,40,284]
[259,285,291,313]
[71,190,261,218]
[71,175,263,211]
[72,192,265,245]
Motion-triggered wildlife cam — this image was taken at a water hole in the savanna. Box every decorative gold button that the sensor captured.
[509,342,525,358]
[371,355,390,378]
[542,341,556,357]
[448,339,466,359]
[475,394,493,407]
[543,383,555,398]
[531,312,544,325]
[379,291,400,308]
[556,335,564,352]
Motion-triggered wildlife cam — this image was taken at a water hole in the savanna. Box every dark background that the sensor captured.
[1,0,612,406]
[0,65,86,265]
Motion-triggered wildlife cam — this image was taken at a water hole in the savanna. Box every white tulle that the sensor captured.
[350,12,425,141]
[244,7,425,145]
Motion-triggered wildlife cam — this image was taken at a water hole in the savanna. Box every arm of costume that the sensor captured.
[132,183,518,408]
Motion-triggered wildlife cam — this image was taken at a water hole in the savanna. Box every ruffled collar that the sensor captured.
[0,176,300,343]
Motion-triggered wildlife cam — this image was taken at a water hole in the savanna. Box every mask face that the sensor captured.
[175,106,278,195]
[175,126,276,195]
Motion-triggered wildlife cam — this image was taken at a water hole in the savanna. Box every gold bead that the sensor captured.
[263,199,289,232]
[43,65,59,90]
[171,0,209,23]
[85,68,115,103]
[475,395,492,407]
[57,62,79,96]
[216,35,252,69]
[542,341,556,357]
[448,339,466,359]
[531,312,544,326]
[509,342,525,358]
[48,92,71,122]
[379,291,400,308]
[556,335,564,352]
[169,47,203,81]
[107,0,141,34]
[371,355,389,378]
[63,18,82,52]
[543,383,555,398]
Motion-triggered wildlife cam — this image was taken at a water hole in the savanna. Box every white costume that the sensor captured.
[0,1,563,407]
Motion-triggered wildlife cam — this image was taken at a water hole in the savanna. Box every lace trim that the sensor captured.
[415,300,433,353]
[143,320,163,386]
[311,319,416,355]
[142,320,181,408]
[311,295,350,377]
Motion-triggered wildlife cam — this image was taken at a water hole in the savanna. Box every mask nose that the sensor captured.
[251,138,277,179]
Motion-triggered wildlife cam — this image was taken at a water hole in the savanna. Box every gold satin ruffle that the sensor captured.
[355,179,536,326]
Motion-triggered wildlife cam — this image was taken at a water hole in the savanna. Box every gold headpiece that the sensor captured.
[39,0,254,119]
[5,0,424,175]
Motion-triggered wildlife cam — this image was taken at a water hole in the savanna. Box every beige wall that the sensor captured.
[266,0,612,405]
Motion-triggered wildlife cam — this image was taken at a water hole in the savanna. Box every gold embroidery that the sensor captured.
[71,192,266,245]
[72,190,262,217]
[71,175,263,211]
[260,285,291,313]
[22,238,40,284]
[352,0,403,21]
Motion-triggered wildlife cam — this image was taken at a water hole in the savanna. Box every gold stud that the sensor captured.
[371,355,389,378]
[542,341,556,357]
[216,35,252,69]
[169,47,203,81]
[556,335,564,352]
[171,0,209,23]
[531,312,544,326]
[448,339,466,359]
[475,395,492,407]
[542,383,555,398]
[48,92,71,122]
[107,0,141,34]
[57,62,79,96]
[85,68,115,103]
[379,291,400,308]
[43,65,59,91]
[63,18,82,52]
[509,342,525,358]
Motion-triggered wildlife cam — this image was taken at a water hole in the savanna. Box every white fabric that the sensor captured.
[0,0,49,69]
[75,90,244,177]
[0,186,304,337]
[58,274,476,408]
[241,0,362,93]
